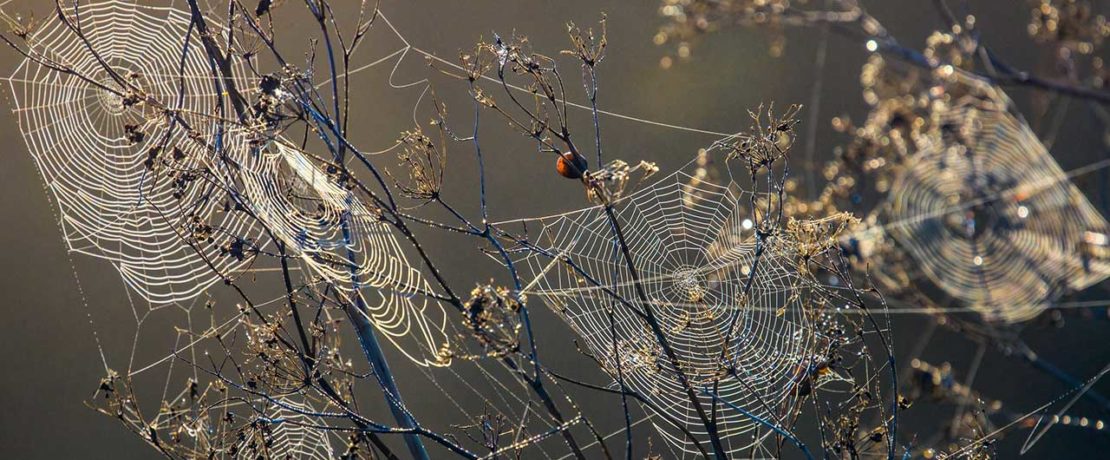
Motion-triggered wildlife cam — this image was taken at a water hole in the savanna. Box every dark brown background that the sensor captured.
[0,0,1108,458]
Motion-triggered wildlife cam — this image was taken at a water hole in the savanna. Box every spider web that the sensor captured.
[237,397,339,459]
[7,0,450,367]
[650,3,1110,455]
[498,159,827,457]
[231,137,450,366]
[7,0,262,305]
[869,82,1110,323]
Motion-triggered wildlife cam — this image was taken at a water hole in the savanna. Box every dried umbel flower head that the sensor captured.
[0,10,42,40]
[563,14,607,67]
[1028,0,1109,53]
[242,317,306,393]
[924,27,979,71]
[440,41,496,83]
[725,103,801,173]
[392,101,449,202]
[460,284,524,359]
[600,329,664,377]
[92,367,247,458]
[785,212,859,274]
[584,159,659,204]
[483,32,558,99]
[656,0,794,60]
[393,128,447,201]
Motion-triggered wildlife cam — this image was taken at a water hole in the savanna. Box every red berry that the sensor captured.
[555,152,587,179]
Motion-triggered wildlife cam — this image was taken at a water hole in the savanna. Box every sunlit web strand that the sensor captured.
[126,282,322,377]
[318,9,741,141]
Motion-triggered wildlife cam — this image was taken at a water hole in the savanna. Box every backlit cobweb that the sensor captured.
[237,397,338,459]
[501,159,819,457]
[229,137,450,366]
[7,0,449,367]
[875,84,1110,322]
[8,1,261,305]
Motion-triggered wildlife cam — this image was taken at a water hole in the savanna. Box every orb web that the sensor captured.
[502,160,819,456]
[231,138,450,366]
[8,0,451,369]
[237,397,338,459]
[7,1,261,305]
[883,89,1110,323]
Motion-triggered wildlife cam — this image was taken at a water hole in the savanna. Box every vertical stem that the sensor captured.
[345,300,431,460]
[804,12,829,202]
[607,309,633,459]
[602,205,728,458]
[337,180,428,459]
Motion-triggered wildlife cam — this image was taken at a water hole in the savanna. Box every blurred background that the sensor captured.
[0,0,1107,458]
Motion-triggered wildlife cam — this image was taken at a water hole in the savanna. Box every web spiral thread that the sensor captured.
[238,397,338,459]
[232,138,450,366]
[7,0,450,366]
[8,1,261,305]
[504,161,818,456]
[883,88,1110,322]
